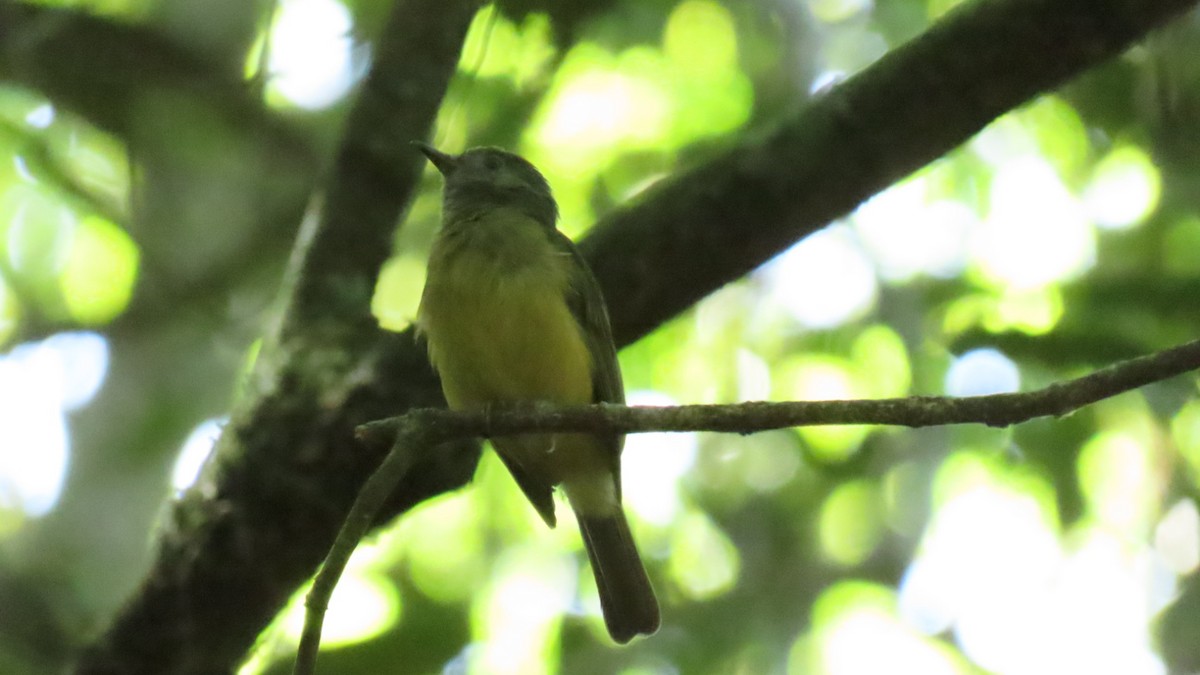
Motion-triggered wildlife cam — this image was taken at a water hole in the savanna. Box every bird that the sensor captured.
[414,142,660,643]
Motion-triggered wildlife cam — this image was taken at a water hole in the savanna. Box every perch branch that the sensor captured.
[292,336,1200,672]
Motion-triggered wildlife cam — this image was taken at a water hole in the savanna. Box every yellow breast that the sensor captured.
[417,210,594,410]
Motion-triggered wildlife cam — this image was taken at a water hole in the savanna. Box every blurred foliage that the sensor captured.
[2,0,1200,674]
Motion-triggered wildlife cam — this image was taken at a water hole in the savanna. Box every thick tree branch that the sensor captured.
[585,0,1200,344]
[72,1,483,673]
[74,0,1199,672]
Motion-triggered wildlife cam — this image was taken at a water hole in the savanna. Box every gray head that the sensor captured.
[415,143,558,228]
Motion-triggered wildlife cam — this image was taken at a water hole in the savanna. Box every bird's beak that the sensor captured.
[413,141,458,176]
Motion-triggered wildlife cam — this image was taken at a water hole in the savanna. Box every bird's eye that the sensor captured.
[483,156,501,171]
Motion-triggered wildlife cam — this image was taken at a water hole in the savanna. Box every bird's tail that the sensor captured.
[576,510,660,643]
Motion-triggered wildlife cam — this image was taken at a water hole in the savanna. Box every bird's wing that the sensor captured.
[493,446,558,528]
[550,230,626,494]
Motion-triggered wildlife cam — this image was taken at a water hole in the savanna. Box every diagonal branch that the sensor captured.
[72,1,484,673]
[585,0,1200,344]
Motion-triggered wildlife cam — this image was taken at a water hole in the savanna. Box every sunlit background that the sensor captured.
[3,0,1200,673]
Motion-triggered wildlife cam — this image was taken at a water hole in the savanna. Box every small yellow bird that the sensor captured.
[414,143,659,643]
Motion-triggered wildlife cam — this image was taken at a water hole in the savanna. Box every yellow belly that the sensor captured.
[421,272,593,409]
[417,213,607,490]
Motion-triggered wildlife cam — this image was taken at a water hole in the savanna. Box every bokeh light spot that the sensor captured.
[24,103,54,129]
[459,5,555,87]
[474,549,573,675]
[401,492,487,605]
[1023,96,1090,178]
[60,215,139,325]
[819,480,883,566]
[267,0,364,110]
[0,332,108,517]
[668,510,739,600]
[899,453,1062,672]
[855,180,974,281]
[972,157,1094,289]
[531,45,672,176]
[1155,499,1200,575]
[172,418,224,492]
[776,355,869,461]
[371,255,426,332]
[623,391,697,526]
[284,569,400,649]
[1078,432,1156,533]
[852,325,911,399]
[1171,399,1200,488]
[803,581,964,675]
[944,348,1019,397]
[762,226,877,329]
[664,0,739,77]
[942,287,1065,338]
[808,0,873,23]
[1083,144,1162,230]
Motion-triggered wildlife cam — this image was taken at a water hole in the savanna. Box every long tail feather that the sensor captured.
[576,511,660,643]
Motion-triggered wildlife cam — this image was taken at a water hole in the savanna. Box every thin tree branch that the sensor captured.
[295,336,1200,672]
[360,337,1200,442]
[294,418,429,675]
